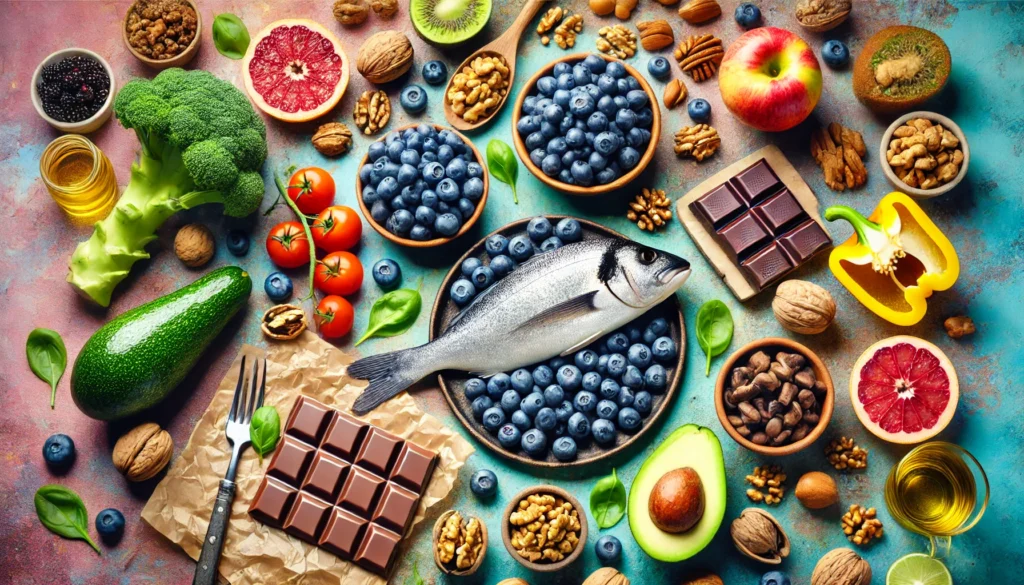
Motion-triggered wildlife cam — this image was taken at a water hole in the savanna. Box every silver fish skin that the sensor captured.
[350,239,691,414]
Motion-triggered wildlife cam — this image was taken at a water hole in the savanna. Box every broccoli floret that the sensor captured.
[69,68,269,306]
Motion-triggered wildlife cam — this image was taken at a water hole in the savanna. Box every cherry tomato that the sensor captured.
[315,295,354,339]
[266,221,310,268]
[287,167,335,215]
[311,206,362,252]
[314,251,363,295]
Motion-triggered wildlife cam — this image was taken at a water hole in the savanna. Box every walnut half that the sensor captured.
[354,90,391,135]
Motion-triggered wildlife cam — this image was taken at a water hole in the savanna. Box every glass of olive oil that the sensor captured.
[885,441,989,558]
[40,134,118,224]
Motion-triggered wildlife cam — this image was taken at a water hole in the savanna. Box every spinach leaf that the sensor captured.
[355,289,422,346]
[589,468,627,529]
[486,139,519,204]
[34,485,100,554]
[27,328,67,409]
[250,406,281,463]
[212,14,251,60]
[695,299,734,376]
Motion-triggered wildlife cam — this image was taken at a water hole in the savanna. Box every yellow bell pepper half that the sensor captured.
[824,192,959,326]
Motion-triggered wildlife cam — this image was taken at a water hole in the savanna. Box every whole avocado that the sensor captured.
[71,266,252,420]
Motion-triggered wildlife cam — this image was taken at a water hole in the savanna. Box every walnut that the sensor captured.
[811,123,867,191]
[772,280,836,334]
[537,6,563,45]
[674,34,724,81]
[333,0,369,25]
[627,188,673,232]
[663,78,688,109]
[596,24,637,60]
[553,14,583,49]
[356,30,414,84]
[113,422,173,482]
[174,224,214,268]
[508,493,580,564]
[456,517,484,569]
[796,0,852,32]
[674,124,720,161]
[812,548,872,585]
[944,315,976,338]
[446,55,509,123]
[637,20,674,51]
[354,90,390,135]
[745,464,787,504]
[678,0,722,24]
[370,0,398,18]
[261,304,307,341]
[730,507,790,564]
[312,122,353,156]
[436,511,461,564]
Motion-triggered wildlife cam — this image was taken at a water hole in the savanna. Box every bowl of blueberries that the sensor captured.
[356,123,489,247]
[429,216,686,467]
[512,53,661,195]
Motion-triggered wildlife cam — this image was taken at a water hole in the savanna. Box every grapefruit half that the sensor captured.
[850,336,958,444]
[242,19,349,123]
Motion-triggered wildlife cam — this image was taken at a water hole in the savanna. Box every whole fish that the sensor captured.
[350,239,691,414]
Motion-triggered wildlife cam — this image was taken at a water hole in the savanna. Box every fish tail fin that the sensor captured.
[349,347,434,414]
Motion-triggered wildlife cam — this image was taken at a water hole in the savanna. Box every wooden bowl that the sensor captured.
[714,337,834,456]
[879,111,969,199]
[501,485,587,572]
[355,124,489,248]
[122,0,201,69]
[30,48,115,134]
[429,216,686,468]
[432,510,487,576]
[511,53,661,196]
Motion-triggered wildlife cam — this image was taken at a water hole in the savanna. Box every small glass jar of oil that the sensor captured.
[885,441,989,557]
[40,134,118,224]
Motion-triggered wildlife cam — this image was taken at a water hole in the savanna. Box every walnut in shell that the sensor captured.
[312,122,353,156]
[333,0,369,25]
[582,567,630,585]
[174,224,214,268]
[356,30,413,84]
[113,422,173,482]
[811,548,872,585]
[796,0,852,32]
[370,0,398,18]
[261,304,307,340]
[772,280,836,334]
[433,510,487,575]
[730,507,791,564]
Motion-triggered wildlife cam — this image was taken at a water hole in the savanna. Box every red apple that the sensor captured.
[718,27,822,132]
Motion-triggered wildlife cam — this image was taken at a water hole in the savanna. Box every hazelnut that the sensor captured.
[174,223,214,268]
[795,471,839,509]
[113,422,173,482]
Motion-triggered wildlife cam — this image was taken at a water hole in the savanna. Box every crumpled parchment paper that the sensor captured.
[141,331,474,585]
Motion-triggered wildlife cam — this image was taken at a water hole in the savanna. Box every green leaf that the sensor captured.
[26,328,67,409]
[355,289,422,346]
[34,485,100,554]
[695,299,734,376]
[486,139,519,204]
[212,14,251,60]
[589,468,627,529]
[250,406,281,463]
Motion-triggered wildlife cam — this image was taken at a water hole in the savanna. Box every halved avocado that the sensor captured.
[628,424,726,562]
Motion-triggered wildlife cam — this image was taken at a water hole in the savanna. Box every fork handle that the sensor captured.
[192,479,236,585]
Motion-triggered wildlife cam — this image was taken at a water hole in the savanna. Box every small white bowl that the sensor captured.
[31,48,116,134]
[879,111,969,199]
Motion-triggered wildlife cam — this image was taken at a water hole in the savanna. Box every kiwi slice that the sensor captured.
[411,0,492,46]
[853,26,951,114]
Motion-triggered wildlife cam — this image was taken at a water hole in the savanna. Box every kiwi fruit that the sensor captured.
[853,26,951,113]
[411,0,492,46]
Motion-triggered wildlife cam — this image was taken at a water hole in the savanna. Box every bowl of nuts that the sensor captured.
[880,111,969,199]
[433,510,487,576]
[122,0,201,69]
[502,485,587,572]
[715,337,834,456]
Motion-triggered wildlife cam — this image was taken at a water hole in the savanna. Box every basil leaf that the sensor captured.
[355,289,422,346]
[212,13,251,60]
[26,328,67,409]
[250,406,281,463]
[589,468,627,529]
[486,138,519,204]
[34,485,100,554]
[695,299,734,376]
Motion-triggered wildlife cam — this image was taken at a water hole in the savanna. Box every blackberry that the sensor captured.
[37,55,110,123]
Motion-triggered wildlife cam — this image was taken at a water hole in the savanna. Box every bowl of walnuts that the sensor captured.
[880,111,969,199]
[501,485,587,572]
[122,0,202,69]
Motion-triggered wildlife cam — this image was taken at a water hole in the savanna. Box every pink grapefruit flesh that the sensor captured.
[242,19,349,123]
[850,335,958,444]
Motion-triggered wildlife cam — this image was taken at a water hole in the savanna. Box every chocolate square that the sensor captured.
[372,482,420,535]
[718,213,772,261]
[690,183,744,230]
[354,524,401,575]
[319,508,368,559]
[301,451,350,502]
[248,476,297,525]
[778,219,831,264]
[354,428,403,477]
[389,442,438,492]
[282,492,332,541]
[320,412,369,461]
[752,189,804,233]
[338,466,385,516]
[285,396,333,445]
[741,244,794,288]
[732,159,782,205]
[267,436,316,485]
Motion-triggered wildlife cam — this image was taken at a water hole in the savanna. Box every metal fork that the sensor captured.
[192,356,266,585]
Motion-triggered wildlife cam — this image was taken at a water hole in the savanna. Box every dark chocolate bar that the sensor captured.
[249,396,438,577]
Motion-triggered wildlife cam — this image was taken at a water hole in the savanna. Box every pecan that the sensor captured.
[944,315,976,338]
[354,90,390,135]
[333,0,369,25]
[673,124,720,161]
[637,20,675,51]
[553,13,583,49]
[674,34,724,82]
[811,122,867,191]
[663,78,688,109]
[312,122,353,157]
[596,24,637,60]
[627,187,673,232]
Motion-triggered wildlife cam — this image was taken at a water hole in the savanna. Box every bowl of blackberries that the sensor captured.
[357,124,489,248]
[512,53,661,195]
[31,48,115,134]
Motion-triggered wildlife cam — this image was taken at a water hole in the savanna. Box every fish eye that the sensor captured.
[639,248,658,265]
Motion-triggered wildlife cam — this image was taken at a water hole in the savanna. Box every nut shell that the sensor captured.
[261,304,308,341]
[113,422,173,482]
[433,510,487,576]
[795,471,839,509]
[773,280,836,334]
[312,122,353,156]
[796,0,852,32]
[174,224,214,268]
[583,567,630,585]
[730,507,791,564]
[812,548,872,585]
[356,30,413,84]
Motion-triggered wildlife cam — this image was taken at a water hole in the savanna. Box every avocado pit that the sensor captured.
[648,467,705,533]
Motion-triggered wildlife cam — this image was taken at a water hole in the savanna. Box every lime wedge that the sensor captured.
[887,553,953,585]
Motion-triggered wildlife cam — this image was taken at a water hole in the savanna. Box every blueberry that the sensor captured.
[421,189,438,208]
[588,151,608,171]
[565,128,586,149]
[541,153,562,177]
[583,54,607,73]
[550,357,567,369]
[497,424,522,449]
[622,365,644,388]
[389,209,416,235]
[634,391,653,416]
[371,259,401,289]
[558,169,573,184]
[554,218,582,242]
[538,384,564,408]
[651,337,677,362]
[567,412,590,439]
[596,354,610,375]
[526,131,546,152]
[220,230,250,257]
[490,254,515,278]
[407,133,425,151]
[556,72,576,91]
[423,137,439,153]
[596,399,619,421]
[543,103,565,125]
[597,93,617,117]
[618,146,641,171]
[368,141,388,162]
[552,400,572,423]
[599,378,621,400]
[573,350,598,372]
[571,160,594,186]
[409,224,433,241]
[625,89,648,111]
[521,429,548,457]
[587,111,609,132]
[606,333,629,353]
[594,131,619,156]
[450,278,476,307]
[591,418,617,445]
[264,272,293,302]
[822,39,850,69]
[42,434,75,470]
[618,407,642,432]
[647,56,671,80]
[499,389,522,414]
[482,407,506,432]
[606,353,627,378]
[508,235,534,262]
[553,62,573,77]
[540,121,559,139]
[464,378,487,399]
[422,161,446,185]
[735,2,762,28]
[687,98,712,123]
[556,365,582,392]
[387,140,406,162]
[521,392,545,417]
[370,199,390,224]
[518,114,540,135]
[636,109,654,129]
[399,84,427,113]
[467,162,483,179]
[627,326,643,342]
[594,534,622,564]
[573,390,597,413]
[627,344,653,368]
[535,407,557,432]
[95,508,125,543]
[485,234,509,257]
[530,147,547,168]
[760,572,792,585]
[467,266,493,291]
[471,395,494,420]
[415,205,437,227]
[435,213,461,237]
[436,178,460,203]
[527,217,553,243]
[532,365,554,387]
[538,236,562,253]
[552,88,571,109]
[582,371,603,393]
[569,93,596,117]
[438,145,455,165]
[617,386,635,408]
[422,60,447,85]
[511,410,532,431]
[613,95,630,112]
[606,60,626,79]
[541,436,572,463]
[444,158,467,183]
[470,469,498,498]
[596,167,617,185]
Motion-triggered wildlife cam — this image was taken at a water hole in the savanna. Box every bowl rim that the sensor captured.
[30,48,116,133]
[501,485,588,572]
[879,110,969,199]
[713,337,835,456]
[355,123,489,248]
[511,52,662,196]
[121,0,202,68]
